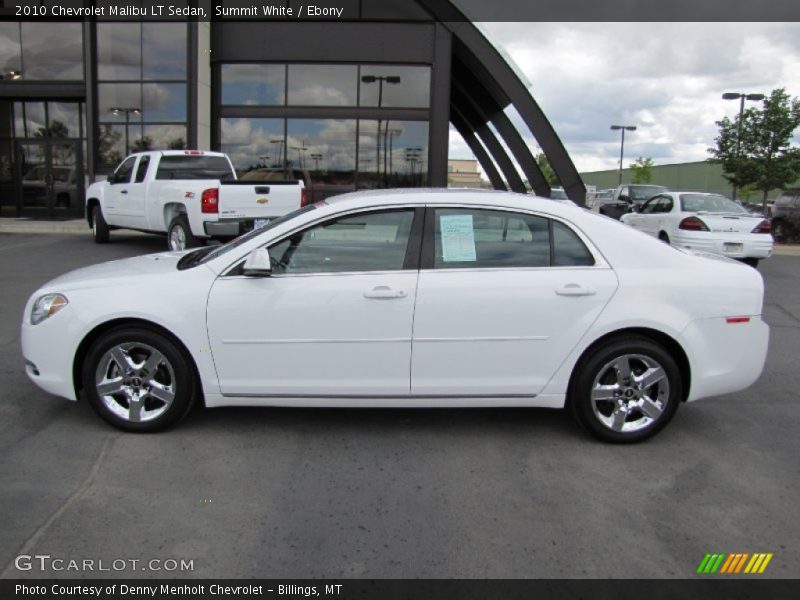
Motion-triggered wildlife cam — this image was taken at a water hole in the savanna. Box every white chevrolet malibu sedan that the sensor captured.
[620,191,774,268]
[21,190,769,442]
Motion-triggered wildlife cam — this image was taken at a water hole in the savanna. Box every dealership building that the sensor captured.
[0,1,583,219]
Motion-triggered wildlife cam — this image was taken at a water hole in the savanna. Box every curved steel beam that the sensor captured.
[451,87,526,193]
[451,107,506,190]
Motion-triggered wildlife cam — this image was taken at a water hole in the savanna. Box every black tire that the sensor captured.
[167,214,203,251]
[741,257,760,268]
[771,219,789,243]
[92,204,110,244]
[82,326,197,432]
[658,231,670,244]
[569,336,682,443]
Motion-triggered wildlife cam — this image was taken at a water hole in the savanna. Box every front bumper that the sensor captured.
[21,304,81,401]
[671,232,774,259]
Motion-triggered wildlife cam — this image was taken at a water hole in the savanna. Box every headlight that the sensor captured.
[31,293,69,325]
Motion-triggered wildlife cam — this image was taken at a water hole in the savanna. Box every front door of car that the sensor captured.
[122,154,151,229]
[104,156,137,226]
[629,196,660,235]
[206,208,422,397]
[410,207,618,397]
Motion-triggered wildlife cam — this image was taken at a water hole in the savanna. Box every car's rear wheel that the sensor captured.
[82,327,197,432]
[167,214,203,251]
[771,219,789,243]
[92,204,110,244]
[570,336,681,443]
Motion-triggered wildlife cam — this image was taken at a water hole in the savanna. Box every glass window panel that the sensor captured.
[143,124,187,150]
[142,83,186,121]
[98,84,143,123]
[433,208,551,269]
[0,23,22,74]
[21,23,83,80]
[358,120,428,188]
[0,140,12,182]
[287,119,356,187]
[221,64,285,105]
[552,221,595,266]
[14,102,46,139]
[287,65,357,106]
[269,209,415,274]
[220,118,285,176]
[143,23,187,80]
[98,123,139,165]
[46,103,80,138]
[97,23,142,80]
[0,100,11,138]
[359,66,431,108]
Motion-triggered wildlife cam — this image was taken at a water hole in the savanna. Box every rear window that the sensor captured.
[680,194,746,213]
[155,155,235,181]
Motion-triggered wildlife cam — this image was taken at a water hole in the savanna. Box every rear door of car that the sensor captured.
[409,206,618,397]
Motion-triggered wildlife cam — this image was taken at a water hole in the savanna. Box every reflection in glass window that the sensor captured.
[97,23,141,80]
[98,84,143,122]
[287,119,356,185]
[0,23,22,74]
[98,123,133,165]
[552,221,595,266]
[359,66,431,108]
[21,23,84,80]
[220,118,285,175]
[433,208,551,269]
[287,65,358,106]
[142,23,187,80]
[143,83,187,122]
[14,102,46,138]
[46,103,81,138]
[358,120,428,188]
[143,124,187,150]
[269,209,415,274]
[222,64,286,105]
[0,140,13,182]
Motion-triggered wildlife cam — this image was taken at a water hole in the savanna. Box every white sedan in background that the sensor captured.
[21,190,768,442]
[620,191,773,267]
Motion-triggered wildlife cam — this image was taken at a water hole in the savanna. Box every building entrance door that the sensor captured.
[15,139,84,219]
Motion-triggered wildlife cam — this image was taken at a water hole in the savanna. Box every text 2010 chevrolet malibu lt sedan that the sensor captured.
[21,190,769,442]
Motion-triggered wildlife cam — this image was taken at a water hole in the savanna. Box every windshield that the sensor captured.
[630,186,668,200]
[680,194,747,214]
[182,204,321,269]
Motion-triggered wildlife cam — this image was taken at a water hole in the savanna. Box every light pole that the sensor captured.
[291,141,308,169]
[610,125,636,185]
[310,153,323,171]
[110,107,141,155]
[386,128,402,185]
[270,139,284,169]
[722,92,765,200]
[361,74,400,185]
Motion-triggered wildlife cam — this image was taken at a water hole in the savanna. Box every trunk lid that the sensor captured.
[218,181,303,220]
[693,212,764,234]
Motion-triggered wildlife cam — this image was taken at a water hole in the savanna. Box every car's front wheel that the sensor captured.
[92,204,110,244]
[570,336,681,443]
[82,327,197,432]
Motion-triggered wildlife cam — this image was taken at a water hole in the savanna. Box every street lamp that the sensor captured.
[310,153,323,171]
[610,124,636,185]
[291,141,308,169]
[270,139,284,169]
[361,74,400,185]
[109,107,141,155]
[722,92,765,200]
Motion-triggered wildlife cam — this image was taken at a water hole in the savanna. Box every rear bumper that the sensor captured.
[671,232,774,259]
[682,316,769,402]
[204,218,272,238]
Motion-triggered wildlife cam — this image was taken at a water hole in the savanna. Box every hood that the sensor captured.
[41,251,191,292]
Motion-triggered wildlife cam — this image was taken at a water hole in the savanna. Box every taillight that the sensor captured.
[184,150,205,155]
[300,187,309,207]
[751,219,771,234]
[679,216,709,231]
[726,316,751,324]
[201,188,219,213]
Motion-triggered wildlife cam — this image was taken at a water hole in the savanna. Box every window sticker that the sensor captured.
[440,214,477,262]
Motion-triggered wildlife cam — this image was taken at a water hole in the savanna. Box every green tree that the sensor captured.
[630,156,654,183]
[131,136,153,152]
[97,124,122,165]
[534,152,559,186]
[167,137,186,150]
[34,119,70,138]
[710,88,800,211]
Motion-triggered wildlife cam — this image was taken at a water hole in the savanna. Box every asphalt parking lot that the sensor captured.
[0,231,798,579]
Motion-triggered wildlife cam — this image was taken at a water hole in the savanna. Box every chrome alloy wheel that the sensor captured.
[94,342,176,423]
[168,225,186,251]
[590,354,670,433]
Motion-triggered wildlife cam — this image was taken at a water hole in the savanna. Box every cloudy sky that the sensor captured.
[449,23,800,175]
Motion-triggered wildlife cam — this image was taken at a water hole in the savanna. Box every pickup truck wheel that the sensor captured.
[92,205,110,244]
[167,215,203,251]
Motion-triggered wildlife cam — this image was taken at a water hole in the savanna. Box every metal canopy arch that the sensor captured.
[415,0,586,203]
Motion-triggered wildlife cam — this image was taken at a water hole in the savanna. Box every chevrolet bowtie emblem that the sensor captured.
[256,197,269,204]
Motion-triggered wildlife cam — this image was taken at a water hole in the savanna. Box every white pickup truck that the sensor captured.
[85,150,307,250]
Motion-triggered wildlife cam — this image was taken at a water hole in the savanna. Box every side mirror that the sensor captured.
[242,247,272,277]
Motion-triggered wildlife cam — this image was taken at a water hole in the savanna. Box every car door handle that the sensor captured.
[120,189,128,194]
[363,286,408,300]
[556,284,596,297]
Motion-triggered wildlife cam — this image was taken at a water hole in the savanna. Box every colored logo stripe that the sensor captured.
[697,552,773,574]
